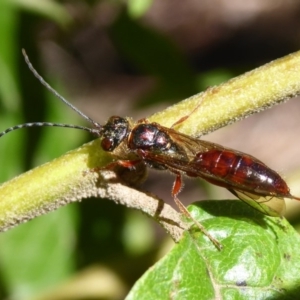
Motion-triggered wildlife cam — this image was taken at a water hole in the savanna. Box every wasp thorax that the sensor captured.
[129,124,169,150]
[101,116,130,152]
[129,124,175,152]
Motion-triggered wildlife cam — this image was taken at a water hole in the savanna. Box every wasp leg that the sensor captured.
[172,173,223,250]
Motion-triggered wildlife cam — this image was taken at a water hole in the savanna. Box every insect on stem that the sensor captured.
[1,50,226,250]
[3,49,298,251]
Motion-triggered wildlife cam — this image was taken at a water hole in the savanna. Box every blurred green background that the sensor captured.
[1,0,300,299]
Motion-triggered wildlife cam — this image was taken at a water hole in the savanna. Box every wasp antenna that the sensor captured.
[0,122,102,139]
[21,49,102,129]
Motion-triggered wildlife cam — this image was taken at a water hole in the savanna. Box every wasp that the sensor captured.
[134,124,300,217]
[1,50,300,250]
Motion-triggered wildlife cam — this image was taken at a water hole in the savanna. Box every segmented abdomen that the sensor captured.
[193,149,289,195]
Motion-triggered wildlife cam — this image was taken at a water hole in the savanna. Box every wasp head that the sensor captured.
[100,116,130,152]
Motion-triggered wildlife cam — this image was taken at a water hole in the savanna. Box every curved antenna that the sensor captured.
[0,122,102,139]
[21,49,102,130]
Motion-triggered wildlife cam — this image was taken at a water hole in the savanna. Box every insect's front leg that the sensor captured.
[86,158,147,187]
[112,159,143,170]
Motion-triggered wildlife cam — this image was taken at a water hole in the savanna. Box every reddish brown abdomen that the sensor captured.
[193,149,289,196]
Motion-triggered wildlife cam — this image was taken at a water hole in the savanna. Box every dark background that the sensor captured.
[0,1,300,299]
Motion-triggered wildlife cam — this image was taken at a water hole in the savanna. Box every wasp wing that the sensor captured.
[158,125,223,160]
[228,189,285,217]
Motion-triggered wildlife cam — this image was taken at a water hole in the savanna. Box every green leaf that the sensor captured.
[126,200,300,299]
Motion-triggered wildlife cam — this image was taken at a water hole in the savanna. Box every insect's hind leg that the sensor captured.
[172,173,223,250]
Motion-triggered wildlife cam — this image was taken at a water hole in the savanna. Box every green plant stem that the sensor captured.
[0,140,187,241]
[149,51,300,136]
